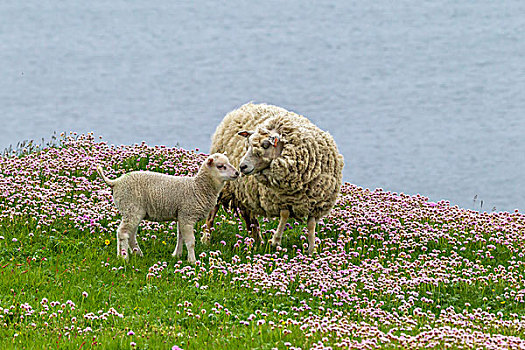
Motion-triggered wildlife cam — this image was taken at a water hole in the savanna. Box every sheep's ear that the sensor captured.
[237,130,254,138]
[271,135,280,147]
[207,157,214,166]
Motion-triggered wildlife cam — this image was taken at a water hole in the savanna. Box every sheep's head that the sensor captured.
[206,153,240,181]
[237,128,284,176]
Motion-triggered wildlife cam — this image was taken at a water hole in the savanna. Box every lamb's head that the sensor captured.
[205,153,240,181]
[237,127,284,176]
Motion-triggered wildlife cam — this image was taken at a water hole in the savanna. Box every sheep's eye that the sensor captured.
[217,165,225,170]
[262,140,271,149]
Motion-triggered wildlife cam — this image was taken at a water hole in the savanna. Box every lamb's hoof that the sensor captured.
[118,249,129,260]
[172,251,182,258]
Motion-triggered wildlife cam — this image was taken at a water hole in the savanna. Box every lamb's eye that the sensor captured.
[217,165,225,170]
[262,140,271,149]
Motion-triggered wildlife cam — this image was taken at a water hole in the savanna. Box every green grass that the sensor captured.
[0,212,325,349]
[2,136,525,349]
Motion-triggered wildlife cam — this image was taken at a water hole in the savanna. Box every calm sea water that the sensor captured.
[1,1,524,212]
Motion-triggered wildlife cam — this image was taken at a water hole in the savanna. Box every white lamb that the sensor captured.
[97,153,239,263]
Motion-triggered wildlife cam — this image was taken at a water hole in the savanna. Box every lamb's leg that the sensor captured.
[201,203,220,244]
[172,224,184,258]
[128,225,144,257]
[271,209,290,247]
[116,216,142,259]
[180,222,197,263]
[307,216,317,256]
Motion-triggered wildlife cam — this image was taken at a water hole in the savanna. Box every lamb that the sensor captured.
[97,153,239,263]
[204,103,344,255]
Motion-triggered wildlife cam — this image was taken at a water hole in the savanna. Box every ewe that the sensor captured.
[205,103,344,255]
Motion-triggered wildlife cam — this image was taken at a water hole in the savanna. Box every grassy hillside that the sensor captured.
[1,133,524,349]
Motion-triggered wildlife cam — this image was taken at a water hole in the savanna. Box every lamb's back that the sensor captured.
[112,171,194,221]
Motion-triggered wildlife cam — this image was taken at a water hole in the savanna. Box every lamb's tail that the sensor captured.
[96,165,116,187]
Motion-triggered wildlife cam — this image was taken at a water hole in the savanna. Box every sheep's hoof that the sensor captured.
[200,233,211,245]
[270,237,281,247]
[307,246,316,256]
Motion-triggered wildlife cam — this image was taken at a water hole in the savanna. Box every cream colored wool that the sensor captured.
[208,103,344,253]
[97,153,239,263]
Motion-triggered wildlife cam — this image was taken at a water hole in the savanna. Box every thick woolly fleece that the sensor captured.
[211,103,344,221]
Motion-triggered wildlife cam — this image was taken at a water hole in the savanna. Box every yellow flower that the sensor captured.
[162,241,166,245]
[105,239,110,245]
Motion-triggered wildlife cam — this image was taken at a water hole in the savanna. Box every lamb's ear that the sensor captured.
[207,157,214,166]
[237,131,254,138]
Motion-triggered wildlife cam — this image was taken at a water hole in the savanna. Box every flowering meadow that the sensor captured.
[1,133,525,349]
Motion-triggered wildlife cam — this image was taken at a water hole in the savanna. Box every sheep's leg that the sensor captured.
[252,221,262,244]
[241,209,262,244]
[307,216,317,256]
[201,203,220,244]
[271,209,290,247]
[180,222,197,264]
[172,224,184,258]
[116,216,142,259]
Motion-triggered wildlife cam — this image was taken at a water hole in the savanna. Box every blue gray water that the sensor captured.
[1,1,524,212]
